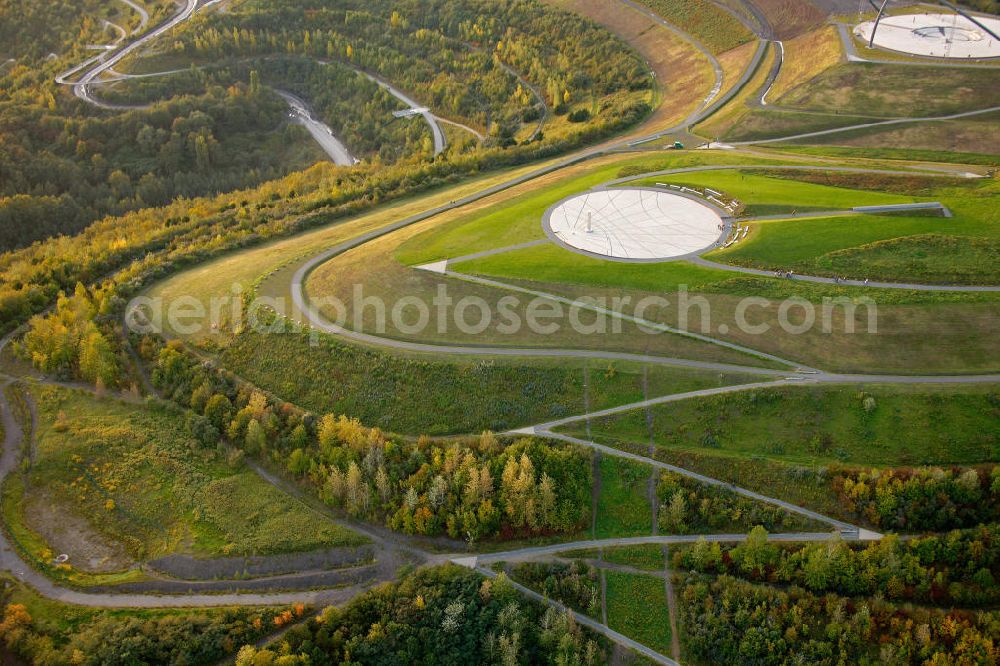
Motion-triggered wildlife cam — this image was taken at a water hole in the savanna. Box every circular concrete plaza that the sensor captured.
[855,13,1000,59]
[543,188,724,262]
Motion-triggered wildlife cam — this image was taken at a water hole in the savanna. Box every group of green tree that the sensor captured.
[100,60,436,163]
[678,571,998,665]
[16,283,121,388]
[0,64,317,251]
[833,466,1000,530]
[0,0,167,62]
[168,0,649,140]
[0,0,651,252]
[676,525,1000,607]
[3,67,647,342]
[234,565,606,665]
[657,471,815,534]
[147,336,591,543]
[508,560,601,618]
[0,584,306,665]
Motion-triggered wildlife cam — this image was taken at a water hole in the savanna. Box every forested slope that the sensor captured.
[0,0,651,252]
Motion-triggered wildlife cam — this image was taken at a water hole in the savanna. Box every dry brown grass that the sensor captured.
[535,282,1000,375]
[753,0,827,39]
[769,25,844,101]
[808,115,1000,155]
[695,42,778,139]
[717,40,762,104]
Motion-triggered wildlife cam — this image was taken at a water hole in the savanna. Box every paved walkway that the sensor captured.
[359,72,446,156]
[474,532,853,565]
[19,6,999,660]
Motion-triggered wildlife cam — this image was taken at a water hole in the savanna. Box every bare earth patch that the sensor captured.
[24,488,134,573]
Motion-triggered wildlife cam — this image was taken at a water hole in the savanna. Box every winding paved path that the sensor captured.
[57,0,201,107]
[277,90,356,166]
[359,72,446,156]
[16,7,999,662]
[118,0,150,35]
[283,163,997,381]
[758,40,783,106]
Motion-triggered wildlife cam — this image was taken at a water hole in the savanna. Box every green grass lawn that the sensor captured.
[604,544,666,571]
[722,63,1000,142]
[452,243,734,292]
[220,325,763,436]
[712,213,954,263]
[638,170,1000,284]
[811,234,1000,284]
[630,170,921,211]
[595,456,653,538]
[454,169,1000,289]
[144,160,566,343]
[7,385,365,577]
[723,110,886,142]
[299,155,1000,375]
[395,153,781,267]
[606,570,672,655]
[575,436,853,524]
[563,384,1000,467]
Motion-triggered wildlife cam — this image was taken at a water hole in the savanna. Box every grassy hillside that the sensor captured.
[3,385,365,584]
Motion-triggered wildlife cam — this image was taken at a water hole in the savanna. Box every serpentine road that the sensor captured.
[360,72,446,156]
[118,0,150,35]
[277,90,357,166]
[14,5,997,663]
[59,0,200,107]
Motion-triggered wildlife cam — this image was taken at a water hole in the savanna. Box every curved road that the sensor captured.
[277,90,357,166]
[758,40,784,106]
[118,0,150,35]
[14,7,997,663]
[360,72,446,156]
[63,0,200,107]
